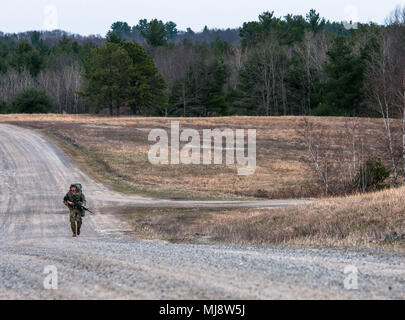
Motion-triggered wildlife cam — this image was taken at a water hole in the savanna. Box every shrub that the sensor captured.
[10,88,54,114]
[354,159,390,192]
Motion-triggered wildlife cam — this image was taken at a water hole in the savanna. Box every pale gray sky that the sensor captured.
[1,0,404,36]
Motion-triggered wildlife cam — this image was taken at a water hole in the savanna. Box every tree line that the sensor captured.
[0,7,404,117]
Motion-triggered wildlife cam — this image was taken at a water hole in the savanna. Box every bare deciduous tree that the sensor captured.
[299,117,372,195]
[292,31,329,114]
[365,7,405,185]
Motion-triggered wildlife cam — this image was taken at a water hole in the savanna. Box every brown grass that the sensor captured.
[0,114,394,201]
[1,114,404,248]
[117,187,405,248]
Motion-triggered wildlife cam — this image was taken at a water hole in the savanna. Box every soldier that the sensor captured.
[63,184,86,237]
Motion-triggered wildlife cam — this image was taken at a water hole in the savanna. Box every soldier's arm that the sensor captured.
[81,193,86,207]
[63,194,69,206]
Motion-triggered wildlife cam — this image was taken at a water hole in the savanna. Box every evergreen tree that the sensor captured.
[170,56,229,116]
[120,41,167,115]
[165,21,178,40]
[0,100,7,113]
[135,19,168,46]
[314,34,364,116]
[280,14,308,44]
[81,41,167,116]
[11,40,44,77]
[0,42,9,74]
[81,42,133,115]
[108,21,132,40]
[306,9,326,33]
[10,88,54,113]
[240,11,281,47]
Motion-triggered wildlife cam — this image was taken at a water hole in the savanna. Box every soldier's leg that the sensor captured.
[76,213,82,236]
[70,210,77,237]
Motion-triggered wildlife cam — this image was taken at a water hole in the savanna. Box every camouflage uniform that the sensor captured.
[63,190,86,237]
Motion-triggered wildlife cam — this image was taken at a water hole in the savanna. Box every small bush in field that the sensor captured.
[354,159,390,192]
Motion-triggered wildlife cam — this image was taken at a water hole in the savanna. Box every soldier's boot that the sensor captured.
[77,221,82,236]
[71,222,77,237]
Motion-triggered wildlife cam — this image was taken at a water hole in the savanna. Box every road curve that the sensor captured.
[0,123,404,299]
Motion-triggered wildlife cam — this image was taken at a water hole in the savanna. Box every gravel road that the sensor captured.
[0,123,404,299]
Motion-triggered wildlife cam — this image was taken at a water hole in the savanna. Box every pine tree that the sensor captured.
[81,41,167,116]
[135,19,168,46]
[314,34,364,116]
[120,41,167,115]
[81,42,132,115]
[11,40,44,77]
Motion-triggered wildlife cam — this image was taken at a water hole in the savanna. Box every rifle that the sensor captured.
[71,199,94,216]
[81,206,94,215]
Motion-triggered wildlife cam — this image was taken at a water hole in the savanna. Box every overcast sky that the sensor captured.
[1,0,404,36]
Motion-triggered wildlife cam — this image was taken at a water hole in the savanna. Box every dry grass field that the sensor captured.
[0,114,394,201]
[113,186,405,248]
[1,114,404,248]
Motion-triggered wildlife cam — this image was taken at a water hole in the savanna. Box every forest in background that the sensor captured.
[0,7,404,118]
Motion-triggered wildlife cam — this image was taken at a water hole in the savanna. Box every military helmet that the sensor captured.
[70,184,83,192]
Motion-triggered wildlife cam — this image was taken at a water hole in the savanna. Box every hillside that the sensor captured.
[0,114,393,198]
[0,114,398,200]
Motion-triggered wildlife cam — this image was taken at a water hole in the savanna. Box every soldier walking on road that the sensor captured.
[63,184,86,237]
